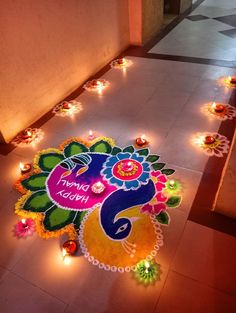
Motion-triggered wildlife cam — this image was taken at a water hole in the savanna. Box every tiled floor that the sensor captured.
[1,1,236,312]
[149,0,236,61]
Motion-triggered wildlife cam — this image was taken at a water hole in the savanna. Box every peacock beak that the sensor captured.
[76,165,88,177]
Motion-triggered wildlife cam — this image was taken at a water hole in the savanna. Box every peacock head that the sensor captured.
[109,217,132,240]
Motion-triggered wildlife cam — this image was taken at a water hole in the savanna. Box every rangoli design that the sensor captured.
[15,137,180,272]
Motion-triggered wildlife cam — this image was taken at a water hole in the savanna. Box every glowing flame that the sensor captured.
[62,248,71,265]
[26,130,32,137]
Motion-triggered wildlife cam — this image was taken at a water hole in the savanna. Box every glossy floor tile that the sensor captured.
[171,221,236,296]
[149,1,236,61]
[155,271,236,313]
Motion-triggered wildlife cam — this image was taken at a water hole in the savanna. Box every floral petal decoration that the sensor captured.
[21,173,49,192]
[64,142,88,157]
[192,132,230,157]
[43,206,77,231]
[101,151,151,190]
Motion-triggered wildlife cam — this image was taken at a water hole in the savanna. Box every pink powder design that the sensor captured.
[46,165,117,211]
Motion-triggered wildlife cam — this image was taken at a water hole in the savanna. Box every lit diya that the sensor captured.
[52,100,82,117]
[62,240,78,255]
[62,101,72,110]
[19,162,32,174]
[91,181,106,194]
[212,102,225,113]
[230,76,236,85]
[12,127,44,147]
[83,79,109,93]
[204,135,216,145]
[88,130,96,141]
[135,134,148,148]
[110,57,132,69]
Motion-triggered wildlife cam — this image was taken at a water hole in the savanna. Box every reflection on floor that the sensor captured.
[0,1,236,313]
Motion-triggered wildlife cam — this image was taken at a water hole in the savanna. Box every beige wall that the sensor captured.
[129,0,142,45]
[129,0,164,46]
[142,0,164,43]
[0,0,130,143]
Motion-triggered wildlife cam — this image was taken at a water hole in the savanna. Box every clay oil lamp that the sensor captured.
[91,79,103,88]
[117,58,127,66]
[22,129,33,140]
[230,76,236,85]
[91,181,106,194]
[212,102,225,113]
[62,240,78,265]
[121,161,134,173]
[62,101,72,110]
[168,180,176,189]
[204,135,216,145]
[88,130,95,141]
[19,162,32,174]
[135,134,148,148]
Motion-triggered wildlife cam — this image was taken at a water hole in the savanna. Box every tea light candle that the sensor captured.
[19,162,31,174]
[204,135,216,145]
[62,240,78,255]
[91,181,106,194]
[117,58,126,65]
[62,102,72,110]
[22,130,32,139]
[230,76,236,85]
[121,161,134,172]
[144,260,150,274]
[88,130,95,141]
[169,180,175,188]
[91,79,103,88]
[212,102,224,113]
[21,218,28,228]
[135,134,148,147]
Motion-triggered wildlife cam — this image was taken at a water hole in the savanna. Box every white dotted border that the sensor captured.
[78,208,164,273]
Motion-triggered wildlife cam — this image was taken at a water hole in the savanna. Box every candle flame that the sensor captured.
[19,162,24,170]
[62,248,71,265]
[21,218,26,224]
[169,180,175,187]
[144,260,150,269]
[141,134,146,140]
[89,130,93,136]
[26,130,32,137]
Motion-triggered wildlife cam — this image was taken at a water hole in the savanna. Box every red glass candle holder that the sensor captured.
[91,181,106,194]
[135,136,148,148]
[214,103,225,113]
[204,135,216,145]
[230,77,236,85]
[62,240,78,255]
[19,162,32,174]
[62,102,72,110]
